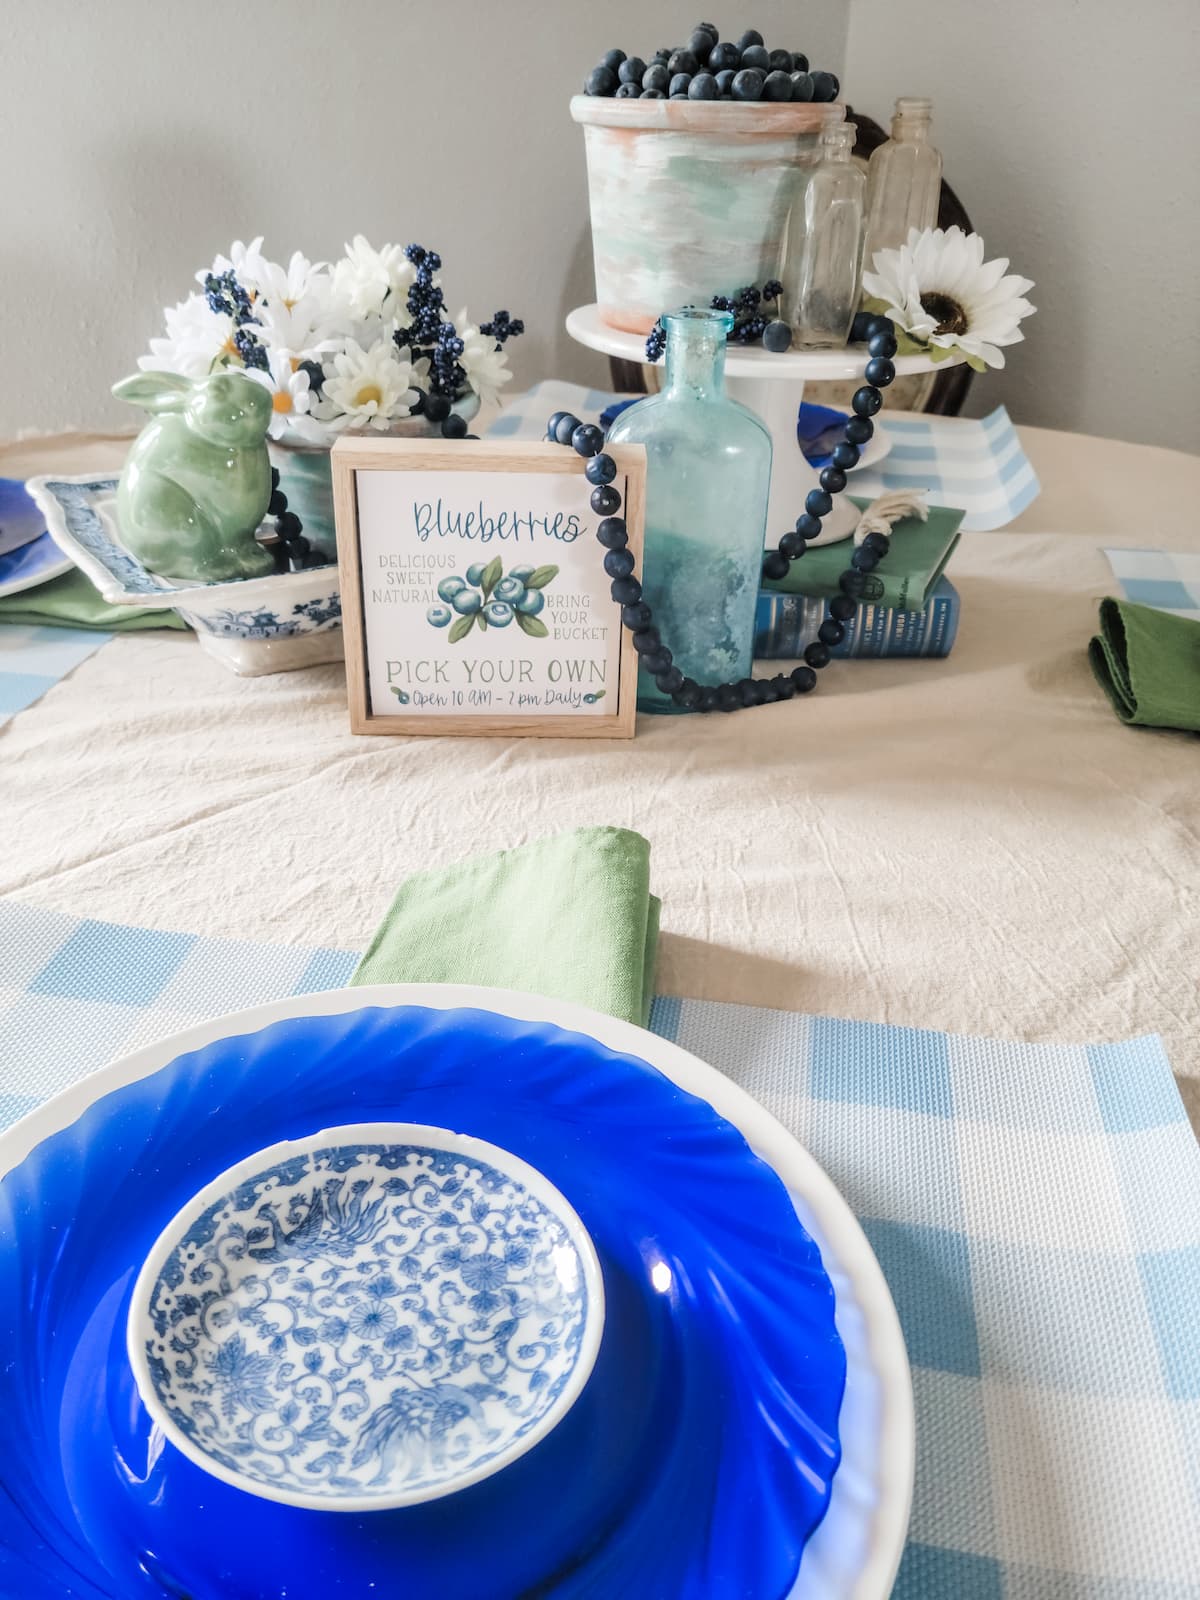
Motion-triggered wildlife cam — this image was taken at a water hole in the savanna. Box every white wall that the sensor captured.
[844,0,1200,452]
[0,0,848,438]
[5,2,1195,451]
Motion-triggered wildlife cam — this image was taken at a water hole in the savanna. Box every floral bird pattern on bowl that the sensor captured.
[128,1123,605,1511]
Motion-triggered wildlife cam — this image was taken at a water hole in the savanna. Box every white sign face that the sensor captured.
[355,469,621,721]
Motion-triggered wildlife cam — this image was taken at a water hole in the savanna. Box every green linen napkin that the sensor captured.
[0,569,187,631]
[351,826,660,1026]
[1088,597,1200,732]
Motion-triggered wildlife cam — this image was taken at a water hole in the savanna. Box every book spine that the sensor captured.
[754,580,960,660]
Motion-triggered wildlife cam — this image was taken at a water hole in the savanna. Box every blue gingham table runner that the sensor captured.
[489,381,1040,532]
[0,622,109,727]
[1,899,1198,1597]
[1104,548,1200,622]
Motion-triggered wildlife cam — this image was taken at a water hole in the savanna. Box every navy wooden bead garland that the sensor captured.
[267,468,323,572]
[545,317,899,712]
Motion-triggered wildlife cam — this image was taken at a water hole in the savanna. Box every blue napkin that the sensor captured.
[795,402,850,468]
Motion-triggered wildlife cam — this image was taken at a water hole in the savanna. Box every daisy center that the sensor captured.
[272,390,293,414]
[920,292,969,338]
[353,383,383,408]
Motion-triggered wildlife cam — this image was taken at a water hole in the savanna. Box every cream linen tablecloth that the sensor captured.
[1,423,1198,1124]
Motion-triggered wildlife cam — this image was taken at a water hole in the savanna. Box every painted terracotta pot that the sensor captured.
[571,96,843,335]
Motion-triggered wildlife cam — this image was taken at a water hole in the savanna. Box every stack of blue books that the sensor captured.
[755,575,960,660]
[755,502,964,661]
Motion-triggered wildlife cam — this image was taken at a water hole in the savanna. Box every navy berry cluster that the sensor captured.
[645,280,791,361]
[584,25,839,104]
[203,271,269,372]
[387,243,525,436]
[546,315,899,712]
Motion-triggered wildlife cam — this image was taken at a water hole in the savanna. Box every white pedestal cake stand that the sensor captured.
[566,303,963,545]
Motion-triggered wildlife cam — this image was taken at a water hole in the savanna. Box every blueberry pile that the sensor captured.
[583,25,839,104]
[427,558,559,642]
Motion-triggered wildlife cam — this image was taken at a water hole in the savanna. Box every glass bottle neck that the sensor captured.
[663,314,729,400]
[891,97,933,142]
[820,124,856,164]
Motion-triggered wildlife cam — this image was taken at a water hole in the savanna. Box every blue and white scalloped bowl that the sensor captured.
[128,1121,604,1512]
[24,473,343,677]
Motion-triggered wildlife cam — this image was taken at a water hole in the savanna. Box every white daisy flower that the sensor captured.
[200,236,271,298]
[455,309,513,406]
[138,292,237,378]
[255,250,325,310]
[862,226,1035,370]
[244,348,329,442]
[253,290,341,366]
[314,337,420,432]
[331,236,415,322]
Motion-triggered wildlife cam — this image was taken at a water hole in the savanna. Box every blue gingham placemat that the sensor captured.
[0,623,110,727]
[1,900,1197,1597]
[489,381,1040,532]
[1104,548,1200,621]
[849,406,1039,531]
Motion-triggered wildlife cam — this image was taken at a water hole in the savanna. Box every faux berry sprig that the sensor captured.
[585,24,838,104]
[394,244,525,403]
[547,315,899,712]
[203,270,269,371]
[645,281,790,361]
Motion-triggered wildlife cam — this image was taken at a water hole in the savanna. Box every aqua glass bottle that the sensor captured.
[606,308,771,713]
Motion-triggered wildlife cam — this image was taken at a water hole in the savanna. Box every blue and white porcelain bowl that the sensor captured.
[127,1121,605,1512]
[24,473,343,677]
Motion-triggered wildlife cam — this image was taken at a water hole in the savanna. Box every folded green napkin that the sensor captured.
[0,569,187,631]
[1089,597,1200,732]
[351,826,659,1026]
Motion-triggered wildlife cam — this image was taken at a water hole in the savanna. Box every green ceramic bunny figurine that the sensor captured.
[112,369,276,582]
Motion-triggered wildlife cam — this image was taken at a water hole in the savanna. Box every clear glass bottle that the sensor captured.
[863,97,943,266]
[606,308,771,713]
[783,122,866,350]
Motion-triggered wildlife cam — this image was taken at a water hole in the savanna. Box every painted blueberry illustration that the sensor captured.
[452,590,482,615]
[466,563,486,585]
[515,589,544,615]
[508,564,536,583]
[493,576,526,604]
[426,604,453,627]
[437,576,467,603]
[483,601,514,627]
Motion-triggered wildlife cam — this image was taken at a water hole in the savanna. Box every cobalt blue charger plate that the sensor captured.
[0,989,905,1599]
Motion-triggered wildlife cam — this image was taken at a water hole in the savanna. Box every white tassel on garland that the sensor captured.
[852,489,929,545]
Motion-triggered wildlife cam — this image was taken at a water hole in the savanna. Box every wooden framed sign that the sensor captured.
[332,437,646,738]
